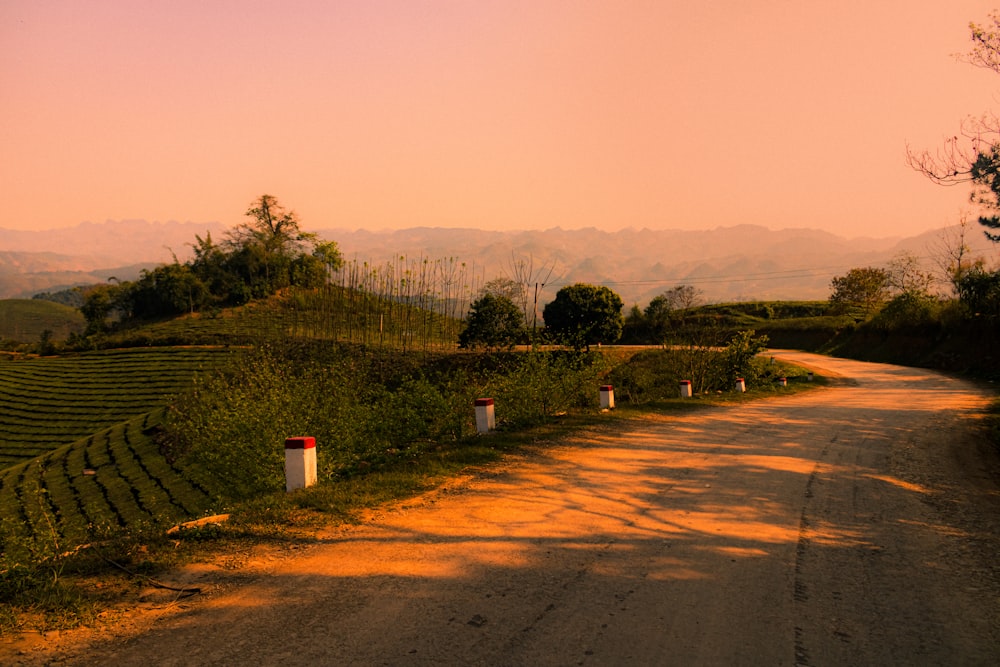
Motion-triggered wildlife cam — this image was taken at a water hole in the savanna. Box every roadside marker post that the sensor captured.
[600,385,615,410]
[779,377,787,387]
[736,378,746,393]
[679,380,693,398]
[284,436,317,492]
[475,398,495,434]
[807,372,814,381]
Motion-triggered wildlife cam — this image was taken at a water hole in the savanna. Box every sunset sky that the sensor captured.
[2,1,998,238]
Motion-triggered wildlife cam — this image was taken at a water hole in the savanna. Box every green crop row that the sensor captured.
[0,410,217,565]
[0,347,239,468]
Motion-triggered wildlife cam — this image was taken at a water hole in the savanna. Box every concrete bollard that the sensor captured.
[284,436,317,492]
[778,377,787,387]
[807,372,814,381]
[735,378,746,393]
[475,398,495,434]
[600,385,615,410]
[679,380,693,398]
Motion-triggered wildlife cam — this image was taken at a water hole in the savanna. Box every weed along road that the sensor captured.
[32,352,1000,666]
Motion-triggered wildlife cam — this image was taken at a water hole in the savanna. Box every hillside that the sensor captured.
[4,220,999,304]
[0,299,85,343]
[0,347,238,468]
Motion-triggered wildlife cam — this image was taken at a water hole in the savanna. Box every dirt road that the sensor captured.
[9,352,1000,665]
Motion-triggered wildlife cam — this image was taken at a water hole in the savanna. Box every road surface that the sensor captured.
[8,351,1000,665]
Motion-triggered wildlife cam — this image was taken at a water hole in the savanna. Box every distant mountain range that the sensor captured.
[2,220,998,305]
[0,220,226,299]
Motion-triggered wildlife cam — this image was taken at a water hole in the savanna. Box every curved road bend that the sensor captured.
[44,352,1000,665]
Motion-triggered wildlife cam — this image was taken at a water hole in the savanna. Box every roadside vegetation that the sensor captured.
[0,248,814,635]
[3,171,1000,636]
[0,331,805,634]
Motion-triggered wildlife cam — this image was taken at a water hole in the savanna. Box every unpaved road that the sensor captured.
[6,351,1000,666]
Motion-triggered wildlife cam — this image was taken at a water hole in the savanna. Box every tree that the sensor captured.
[188,196,341,304]
[644,284,703,343]
[542,283,624,351]
[480,277,526,306]
[655,284,702,311]
[505,253,556,332]
[930,212,979,296]
[885,251,937,298]
[956,265,1000,319]
[80,282,126,335]
[125,263,210,319]
[312,240,344,280]
[828,267,891,317]
[620,304,648,344]
[458,293,524,351]
[723,330,769,385]
[225,194,325,295]
[907,12,1000,242]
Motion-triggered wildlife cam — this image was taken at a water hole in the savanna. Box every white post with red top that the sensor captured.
[284,436,317,492]
[600,385,615,410]
[475,398,495,434]
[679,380,693,398]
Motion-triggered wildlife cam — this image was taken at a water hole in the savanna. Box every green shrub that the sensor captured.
[164,345,610,499]
[481,351,606,426]
[608,349,687,403]
[723,330,770,385]
[608,331,771,403]
[869,293,944,331]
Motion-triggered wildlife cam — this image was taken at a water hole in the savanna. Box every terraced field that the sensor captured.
[0,409,218,554]
[0,347,238,468]
[0,347,238,560]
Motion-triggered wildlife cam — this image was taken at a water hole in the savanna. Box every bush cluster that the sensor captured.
[609,330,772,403]
[165,344,608,499]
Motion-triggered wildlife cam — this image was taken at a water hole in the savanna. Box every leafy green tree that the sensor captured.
[620,304,648,344]
[828,267,891,317]
[230,194,306,281]
[189,232,242,304]
[36,329,56,356]
[957,265,1000,319]
[723,330,769,385]
[542,283,624,351]
[870,292,943,331]
[312,240,345,277]
[222,194,340,297]
[191,197,341,304]
[644,284,703,343]
[458,293,524,351]
[125,263,210,319]
[80,283,125,334]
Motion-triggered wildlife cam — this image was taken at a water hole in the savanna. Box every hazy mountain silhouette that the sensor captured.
[0,220,225,298]
[2,220,997,304]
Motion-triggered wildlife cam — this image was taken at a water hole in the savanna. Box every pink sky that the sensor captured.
[2,1,998,238]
